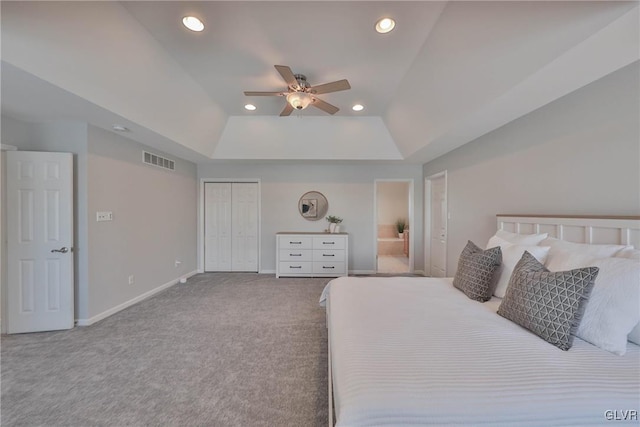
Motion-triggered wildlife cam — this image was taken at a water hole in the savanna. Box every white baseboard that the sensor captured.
[414,270,426,276]
[349,270,376,275]
[259,269,276,274]
[76,270,198,326]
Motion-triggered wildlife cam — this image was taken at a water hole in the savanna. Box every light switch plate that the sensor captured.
[96,211,113,222]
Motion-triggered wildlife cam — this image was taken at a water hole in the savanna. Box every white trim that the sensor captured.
[75,270,198,326]
[373,179,415,274]
[260,269,276,275]
[350,269,376,275]
[424,171,448,277]
[198,178,261,273]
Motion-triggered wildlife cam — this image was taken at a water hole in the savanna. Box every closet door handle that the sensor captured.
[323,254,335,257]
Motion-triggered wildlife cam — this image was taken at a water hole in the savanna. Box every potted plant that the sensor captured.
[326,215,343,233]
[395,218,407,238]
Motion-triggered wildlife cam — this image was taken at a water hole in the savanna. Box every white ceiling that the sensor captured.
[1,1,638,164]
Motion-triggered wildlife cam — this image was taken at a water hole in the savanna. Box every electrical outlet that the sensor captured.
[175,260,182,268]
[128,275,135,285]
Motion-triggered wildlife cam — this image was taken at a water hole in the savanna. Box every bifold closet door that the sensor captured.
[204,183,232,271]
[204,182,258,272]
[231,183,258,272]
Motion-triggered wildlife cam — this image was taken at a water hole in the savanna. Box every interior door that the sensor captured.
[204,183,232,271]
[231,183,258,272]
[6,151,74,333]
[429,175,447,277]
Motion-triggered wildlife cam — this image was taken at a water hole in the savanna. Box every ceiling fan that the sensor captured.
[244,65,351,116]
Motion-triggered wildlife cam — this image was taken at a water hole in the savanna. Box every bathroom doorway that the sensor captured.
[374,180,413,274]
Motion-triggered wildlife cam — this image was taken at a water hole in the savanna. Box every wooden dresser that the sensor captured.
[276,232,349,278]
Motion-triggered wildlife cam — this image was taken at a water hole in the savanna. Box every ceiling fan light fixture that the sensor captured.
[352,104,364,112]
[182,16,204,32]
[244,104,257,111]
[287,92,313,110]
[375,17,395,34]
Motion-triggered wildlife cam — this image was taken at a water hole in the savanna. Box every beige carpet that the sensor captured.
[1,273,331,426]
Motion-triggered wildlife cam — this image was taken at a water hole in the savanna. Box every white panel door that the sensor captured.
[429,175,447,277]
[204,183,232,271]
[7,151,74,333]
[231,183,258,272]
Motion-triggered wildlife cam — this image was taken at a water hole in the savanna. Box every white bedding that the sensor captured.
[324,276,640,426]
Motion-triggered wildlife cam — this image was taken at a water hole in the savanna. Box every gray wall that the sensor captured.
[197,163,425,273]
[423,62,640,275]
[1,117,197,325]
[87,126,197,318]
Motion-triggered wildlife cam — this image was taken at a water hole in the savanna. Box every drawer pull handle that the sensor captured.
[290,241,302,244]
[290,254,302,256]
[290,266,302,269]
[323,254,335,257]
[323,266,335,269]
[323,242,335,245]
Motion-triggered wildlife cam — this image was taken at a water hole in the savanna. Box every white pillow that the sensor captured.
[488,237,550,298]
[628,323,640,346]
[487,230,548,249]
[616,247,640,261]
[549,253,640,355]
[542,237,632,271]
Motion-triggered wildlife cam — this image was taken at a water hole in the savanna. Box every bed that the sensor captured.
[322,215,640,426]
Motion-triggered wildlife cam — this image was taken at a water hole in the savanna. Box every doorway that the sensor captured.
[374,180,413,274]
[425,172,447,277]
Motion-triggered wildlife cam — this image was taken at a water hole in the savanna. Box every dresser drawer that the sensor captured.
[313,249,344,262]
[279,249,312,262]
[312,262,346,275]
[279,235,313,249]
[279,262,312,274]
[313,236,345,250]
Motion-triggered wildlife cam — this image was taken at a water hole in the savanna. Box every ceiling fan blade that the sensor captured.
[274,65,298,88]
[309,79,351,95]
[244,91,283,96]
[280,103,294,117]
[311,97,339,115]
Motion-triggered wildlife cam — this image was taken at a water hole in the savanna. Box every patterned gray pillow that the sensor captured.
[497,251,598,351]
[453,240,502,302]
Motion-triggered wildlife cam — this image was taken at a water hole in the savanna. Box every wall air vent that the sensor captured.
[143,151,175,171]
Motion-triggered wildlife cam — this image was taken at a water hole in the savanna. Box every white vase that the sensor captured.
[335,225,340,233]
[329,223,336,233]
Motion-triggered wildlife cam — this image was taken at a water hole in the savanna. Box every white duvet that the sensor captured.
[323,277,640,426]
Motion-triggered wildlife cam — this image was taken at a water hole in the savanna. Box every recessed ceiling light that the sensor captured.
[244,104,257,111]
[112,124,130,132]
[352,104,364,112]
[182,16,204,32]
[375,17,395,34]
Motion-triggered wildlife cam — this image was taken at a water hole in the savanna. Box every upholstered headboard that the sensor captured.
[496,215,640,249]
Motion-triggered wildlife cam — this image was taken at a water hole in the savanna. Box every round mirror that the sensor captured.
[298,191,328,221]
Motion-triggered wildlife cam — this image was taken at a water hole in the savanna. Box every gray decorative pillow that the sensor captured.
[453,241,502,302]
[497,251,598,351]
